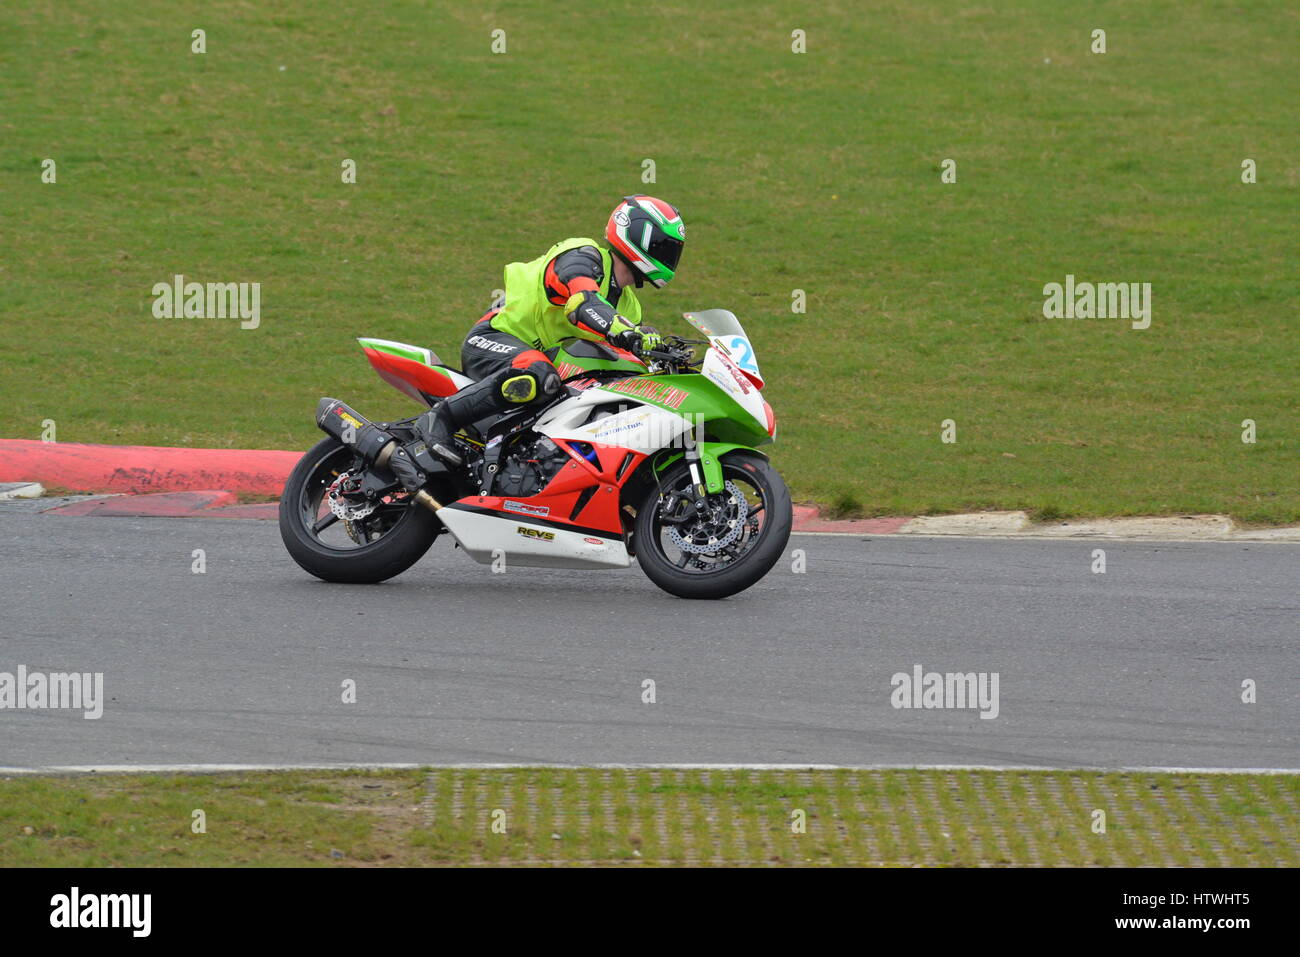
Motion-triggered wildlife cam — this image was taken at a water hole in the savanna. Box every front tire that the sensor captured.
[634,451,792,599]
[279,437,440,584]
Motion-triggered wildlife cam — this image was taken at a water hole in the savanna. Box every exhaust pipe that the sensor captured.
[413,489,443,513]
[315,398,396,464]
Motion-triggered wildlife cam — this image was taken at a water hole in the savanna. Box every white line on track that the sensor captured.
[790,531,1300,544]
[2,763,1297,775]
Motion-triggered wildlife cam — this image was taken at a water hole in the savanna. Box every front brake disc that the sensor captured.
[666,480,749,555]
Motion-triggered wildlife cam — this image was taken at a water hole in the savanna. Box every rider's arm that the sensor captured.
[544,245,631,339]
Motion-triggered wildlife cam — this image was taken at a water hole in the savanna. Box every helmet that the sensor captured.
[605,195,685,288]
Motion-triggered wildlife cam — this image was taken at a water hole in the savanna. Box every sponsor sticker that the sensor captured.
[704,367,733,395]
[503,500,550,517]
[469,335,517,355]
[516,526,555,541]
[609,377,689,410]
[335,408,363,429]
[721,355,751,394]
[594,411,651,440]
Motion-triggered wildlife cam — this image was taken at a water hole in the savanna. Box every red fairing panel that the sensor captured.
[363,348,461,401]
[455,441,647,536]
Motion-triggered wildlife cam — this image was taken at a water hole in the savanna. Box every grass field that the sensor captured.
[1,768,1295,867]
[1,1,1295,521]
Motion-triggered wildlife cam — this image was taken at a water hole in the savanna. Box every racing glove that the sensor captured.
[608,315,662,354]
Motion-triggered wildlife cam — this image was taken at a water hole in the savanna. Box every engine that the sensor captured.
[491,434,571,498]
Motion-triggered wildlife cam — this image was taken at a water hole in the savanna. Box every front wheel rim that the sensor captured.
[649,466,771,575]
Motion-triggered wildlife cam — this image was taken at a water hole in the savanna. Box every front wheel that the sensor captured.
[634,451,792,599]
[279,436,440,584]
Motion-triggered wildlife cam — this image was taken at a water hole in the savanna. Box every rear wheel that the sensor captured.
[278,437,440,583]
[634,451,792,599]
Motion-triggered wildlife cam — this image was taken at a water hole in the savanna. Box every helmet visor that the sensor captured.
[644,230,683,275]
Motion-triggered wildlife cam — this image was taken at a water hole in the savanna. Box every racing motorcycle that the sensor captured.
[278,310,791,599]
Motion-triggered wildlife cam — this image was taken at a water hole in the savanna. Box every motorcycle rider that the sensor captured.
[387,195,685,491]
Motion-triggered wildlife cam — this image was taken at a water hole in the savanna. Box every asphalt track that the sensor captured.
[2,512,1297,771]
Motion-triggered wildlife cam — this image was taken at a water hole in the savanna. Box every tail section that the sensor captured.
[358,337,473,403]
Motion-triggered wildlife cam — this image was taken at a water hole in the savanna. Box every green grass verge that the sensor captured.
[1,2,1295,521]
[1,768,1295,866]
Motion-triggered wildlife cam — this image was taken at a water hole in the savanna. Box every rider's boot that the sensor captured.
[405,367,553,476]
[316,398,428,491]
[320,366,560,495]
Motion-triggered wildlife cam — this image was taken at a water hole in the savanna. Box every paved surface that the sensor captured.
[1,513,1296,770]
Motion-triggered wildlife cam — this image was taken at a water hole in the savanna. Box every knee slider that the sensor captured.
[499,373,537,403]
[497,360,560,404]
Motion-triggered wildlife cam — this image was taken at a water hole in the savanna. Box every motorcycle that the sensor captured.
[278,309,792,599]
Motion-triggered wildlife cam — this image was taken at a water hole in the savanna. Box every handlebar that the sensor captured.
[639,335,705,372]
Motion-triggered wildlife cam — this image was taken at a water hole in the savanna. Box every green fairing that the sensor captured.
[600,372,772,449]
[697,441,766,493]
[650,445,766,493]
[603,371,772,493]
[358,338,429,363]
[552,342,644,375]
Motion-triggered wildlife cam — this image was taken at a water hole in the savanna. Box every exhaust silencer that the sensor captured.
[315,398,396,465]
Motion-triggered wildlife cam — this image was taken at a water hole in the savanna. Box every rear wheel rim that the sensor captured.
[295,445,416,551]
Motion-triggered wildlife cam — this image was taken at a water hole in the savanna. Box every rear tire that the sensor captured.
[634,451,792,599]
[278,437,440,584]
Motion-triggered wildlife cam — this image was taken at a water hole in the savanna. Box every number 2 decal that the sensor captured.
[727,336,758,372]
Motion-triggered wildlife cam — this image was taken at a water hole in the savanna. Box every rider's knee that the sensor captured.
[493,360,559,405]
[496,351,559,404]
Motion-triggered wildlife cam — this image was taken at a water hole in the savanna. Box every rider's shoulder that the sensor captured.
[547,239,606,281]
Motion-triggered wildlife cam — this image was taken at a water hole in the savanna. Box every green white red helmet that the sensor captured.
[605,195,685,288]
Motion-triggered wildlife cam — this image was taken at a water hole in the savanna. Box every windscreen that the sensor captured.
[683,309,745,338]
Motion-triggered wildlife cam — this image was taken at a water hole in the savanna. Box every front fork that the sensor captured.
[685,439,709,511]
[658,439,764,522]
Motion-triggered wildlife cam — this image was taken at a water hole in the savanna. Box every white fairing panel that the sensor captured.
[446,368,475,390]
[533,389,694,452]
[683,310,765,389]
[437,505,631,570]
[700,348,768,430]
